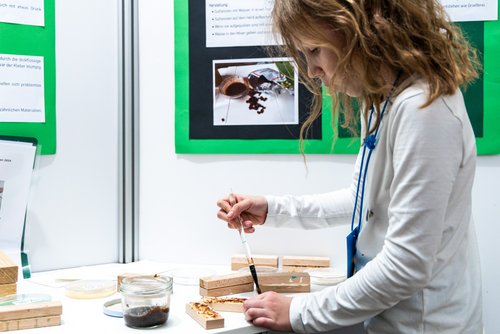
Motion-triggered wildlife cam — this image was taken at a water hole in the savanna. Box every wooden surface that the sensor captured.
[201,297,246,313]
[0,301,62,321]
[199,282,254,297]
[0,283,16,298]
[230,254,278,270]
[0,253,18,285]
[0,315,61,332]
[199,272,252,290]
[258,272,310,293]
[282,256,330,267]
[185,303,224,330]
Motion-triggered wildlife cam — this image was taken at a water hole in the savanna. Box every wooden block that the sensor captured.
[231,254,278,271]
[260,284,310,293]
[201,297,246,313]
[0,301,62,321]
[258,272,310,293]
[282,256,330,268]
[0,284,16,298]
[186,303,224,330]
[0,315,61,332]
[199,272,252,290]
[199,282,254,297]
[282,265,323,272]
[0,253,18,285]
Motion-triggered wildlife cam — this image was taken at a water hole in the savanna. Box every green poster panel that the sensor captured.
[0,0,56,155]
[482,18,500,154]
[175,0,500,155]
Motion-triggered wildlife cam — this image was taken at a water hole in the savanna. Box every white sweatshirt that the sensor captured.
[265,81,483,333]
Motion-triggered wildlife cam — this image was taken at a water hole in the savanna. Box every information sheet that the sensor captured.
[0,54,45,123]
[206,0,276,48]
[440,0,497,21]
[0,0,44,26]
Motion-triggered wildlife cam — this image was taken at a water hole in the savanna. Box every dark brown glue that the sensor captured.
[124,306,170,328]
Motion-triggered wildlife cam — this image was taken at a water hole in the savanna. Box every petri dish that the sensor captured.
[0,293,52,306]
[65,280,117,299]
[304,268,346,286]
[165,267,216,286]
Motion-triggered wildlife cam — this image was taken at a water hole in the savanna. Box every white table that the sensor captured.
[14,261,364,334]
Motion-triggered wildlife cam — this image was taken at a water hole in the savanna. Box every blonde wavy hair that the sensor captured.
[271,0,480,145]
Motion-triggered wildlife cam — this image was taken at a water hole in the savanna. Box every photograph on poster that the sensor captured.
[213,58,298,126]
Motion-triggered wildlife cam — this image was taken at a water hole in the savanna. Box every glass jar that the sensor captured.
[120,275,173,328]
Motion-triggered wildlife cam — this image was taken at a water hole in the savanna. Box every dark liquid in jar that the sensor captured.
[124,306,170,328]
[224,82,247,97]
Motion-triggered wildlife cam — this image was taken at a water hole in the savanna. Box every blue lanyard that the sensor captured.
[350,99,391,233]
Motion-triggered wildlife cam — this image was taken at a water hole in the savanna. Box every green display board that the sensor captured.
[0,0,56,155]
[175,1,500,154]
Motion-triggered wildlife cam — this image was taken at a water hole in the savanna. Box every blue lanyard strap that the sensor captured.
[350,97,391,232]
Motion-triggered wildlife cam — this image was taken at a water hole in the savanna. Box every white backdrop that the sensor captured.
[23,0,120,272]
[138,1,500,333]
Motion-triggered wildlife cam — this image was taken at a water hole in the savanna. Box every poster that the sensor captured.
[0,0,56,154]
[175,0,500,154]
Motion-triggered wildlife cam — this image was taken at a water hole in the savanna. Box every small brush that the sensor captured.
[229,191,262,294]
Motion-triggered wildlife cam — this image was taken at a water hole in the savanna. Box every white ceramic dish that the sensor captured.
[304,268,346,286]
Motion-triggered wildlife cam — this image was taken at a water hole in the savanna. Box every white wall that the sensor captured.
[24,0,120,272]
[138,1,500,333]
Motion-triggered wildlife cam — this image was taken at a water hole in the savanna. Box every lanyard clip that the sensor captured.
[364,134,377,150]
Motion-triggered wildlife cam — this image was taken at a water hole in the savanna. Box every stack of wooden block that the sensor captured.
[199,272,254,297]
[0,301,62,332]
[0,252,18,298]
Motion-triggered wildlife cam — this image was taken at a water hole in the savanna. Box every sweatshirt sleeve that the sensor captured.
[263,149,364,229]
[289,92,464,333]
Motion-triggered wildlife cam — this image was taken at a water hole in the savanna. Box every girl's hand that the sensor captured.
[243,291,293,331]
[216,194,268,233]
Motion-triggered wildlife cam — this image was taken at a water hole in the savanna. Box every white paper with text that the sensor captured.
[440,0,497,21]
[0,54,45,123]
[0,0,44,26]
[206,0,276,48]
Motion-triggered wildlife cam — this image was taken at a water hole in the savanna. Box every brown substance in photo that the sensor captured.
[246,89,268,114]
[219,76,249,98]
[225,82,247,97]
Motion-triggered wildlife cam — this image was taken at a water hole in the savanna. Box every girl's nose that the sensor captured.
[307,64,322,79]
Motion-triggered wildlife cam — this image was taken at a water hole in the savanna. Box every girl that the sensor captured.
[217,0,483,332]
